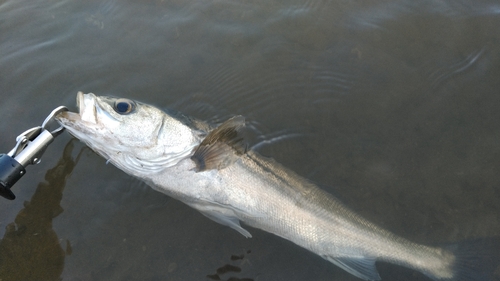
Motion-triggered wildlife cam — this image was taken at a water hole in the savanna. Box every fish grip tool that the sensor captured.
[0,106,68,200]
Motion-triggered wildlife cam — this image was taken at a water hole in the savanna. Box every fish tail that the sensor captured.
[427,237,500,281]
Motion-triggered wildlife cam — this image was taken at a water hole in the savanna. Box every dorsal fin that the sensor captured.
[191,116,246,171]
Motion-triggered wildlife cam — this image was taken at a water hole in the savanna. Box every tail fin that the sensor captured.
[428,237,500,281]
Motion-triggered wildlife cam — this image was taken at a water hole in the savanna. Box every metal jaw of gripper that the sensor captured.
[0,106,68,200]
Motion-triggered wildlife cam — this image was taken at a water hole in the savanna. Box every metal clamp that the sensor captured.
[0,106,68,200]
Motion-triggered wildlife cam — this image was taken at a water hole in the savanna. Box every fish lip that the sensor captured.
[78,92,98,125]
[76,91,84,114]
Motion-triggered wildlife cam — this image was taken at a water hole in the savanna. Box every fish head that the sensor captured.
[56,92,200,174]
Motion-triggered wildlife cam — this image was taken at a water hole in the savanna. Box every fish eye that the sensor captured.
[114,99,136,115]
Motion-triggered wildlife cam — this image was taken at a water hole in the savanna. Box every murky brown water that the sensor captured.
[1,0,500,280]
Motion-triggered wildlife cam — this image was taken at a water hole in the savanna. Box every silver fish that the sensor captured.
[56,92,498,281]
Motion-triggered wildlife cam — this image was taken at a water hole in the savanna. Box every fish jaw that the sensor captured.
[58,92,107,139]
[56,92,118,162]
[77,91,97,124]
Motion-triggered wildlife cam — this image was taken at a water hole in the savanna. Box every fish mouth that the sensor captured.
[77,91,98,124]
[55,92,115,161]
[55,92,104,146]
[56,92,98,125]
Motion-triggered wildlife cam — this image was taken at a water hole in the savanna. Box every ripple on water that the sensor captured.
[198,60,355,115]
[345,0,500,30]
[425,48,486,91]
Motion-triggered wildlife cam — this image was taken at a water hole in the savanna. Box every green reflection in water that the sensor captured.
[0,140,82,281]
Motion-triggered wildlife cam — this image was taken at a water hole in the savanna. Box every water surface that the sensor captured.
[1,0,500,280]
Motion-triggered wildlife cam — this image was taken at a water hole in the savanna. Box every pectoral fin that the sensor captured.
[324,256,381,281]
[200,209,252,238]
[191,116,246,171]
[186,198,258,238]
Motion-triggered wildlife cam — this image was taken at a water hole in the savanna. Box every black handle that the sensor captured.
[0,154,26,200]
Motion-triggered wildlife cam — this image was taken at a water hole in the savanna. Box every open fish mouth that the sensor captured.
[76,91,98,124]
[56,92,99,125]
[55,92,115,161]
[55,92,101,141]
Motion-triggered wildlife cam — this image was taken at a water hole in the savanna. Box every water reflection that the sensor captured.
[0,140,82,281]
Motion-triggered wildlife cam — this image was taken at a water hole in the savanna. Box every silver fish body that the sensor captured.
[56,92,499,281]
[155,150,453,280]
